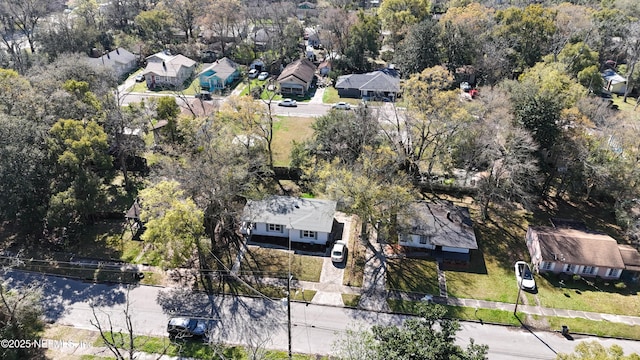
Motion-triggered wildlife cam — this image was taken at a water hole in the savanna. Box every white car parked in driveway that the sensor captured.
[258,71,269,81]
[331,241,347,263]
[515,261,536,290]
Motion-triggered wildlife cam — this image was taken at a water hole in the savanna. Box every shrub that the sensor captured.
[615,282,627,290]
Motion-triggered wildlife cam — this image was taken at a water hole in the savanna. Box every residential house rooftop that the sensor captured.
[399,201,478,250]
[529,226,626,268]
[277,58,316,84]
[242,196,336,233]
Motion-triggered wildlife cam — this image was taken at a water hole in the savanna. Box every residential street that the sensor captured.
[5,270,640,359]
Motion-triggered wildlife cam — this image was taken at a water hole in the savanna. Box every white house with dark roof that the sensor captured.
[240,196,337,245]
[526,225,640,280]
[397,201,478,263]
[142,52,196,89]
[335,71,400,99]
[87,47,137,78]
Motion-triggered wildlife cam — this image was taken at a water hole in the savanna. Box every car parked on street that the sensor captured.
[258,71,269,81]
[515,261,536,290]
[331,241,347,263]
[167,317,208,339]
[279,98,297,107]
[332,102,351,110]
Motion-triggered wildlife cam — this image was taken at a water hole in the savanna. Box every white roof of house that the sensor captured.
[602,69,627,85]
[142,54,196,77]
[242,196,337,233]
[87,48,136,68]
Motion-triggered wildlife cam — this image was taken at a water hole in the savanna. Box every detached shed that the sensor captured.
[602,69,631,95]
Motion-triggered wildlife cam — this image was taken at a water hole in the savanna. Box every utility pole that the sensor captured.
[287,228,292,360]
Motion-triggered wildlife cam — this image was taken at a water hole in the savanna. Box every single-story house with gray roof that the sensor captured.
[87,47,137,79]
[198,57,240,90]
[240,196,337,245]
[335,71,400,99]
[398,201,478,263]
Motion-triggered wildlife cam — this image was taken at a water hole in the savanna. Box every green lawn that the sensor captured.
[129,77,201,95]
[342,294,361,307]
[322,87,360,105]
[386,258,439,294]
[272,116,315,166]
[534,272,640,316]
[241,247,323,282]
[445,255,519,303]
[387,300,523,326]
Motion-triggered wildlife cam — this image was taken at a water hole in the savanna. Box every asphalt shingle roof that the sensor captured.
[530,226,625,268]
[198,57,239,82]
[398,201,478,250]
[277,59,316,84]
[242,196,336,233]
[143,53,196,77]
[335,71,400,93]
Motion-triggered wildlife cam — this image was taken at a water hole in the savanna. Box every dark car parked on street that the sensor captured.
[167,317,209,339]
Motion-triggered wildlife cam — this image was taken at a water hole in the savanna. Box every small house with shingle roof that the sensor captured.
[87,47,137,79]
[142,52,196,89]
[526,224,640,280]
[198,57,240,90]
[398,201,478,263]
[335,71,400,99]
[277,59,316,96]
[240,196,336,245]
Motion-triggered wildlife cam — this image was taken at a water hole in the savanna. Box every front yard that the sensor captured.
[322,87,361,105]
[272,116,315,166]
[386,258,439,294]
[241,246,324,282]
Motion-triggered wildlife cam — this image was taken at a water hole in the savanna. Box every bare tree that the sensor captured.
[90,287,169,360]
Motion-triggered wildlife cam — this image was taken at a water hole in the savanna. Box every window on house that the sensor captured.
[300,230,316,239]
[268,224,283,233]
[541,261,553,270]
[564,264,576,273]
[419,235,430,244]
[582,266,596,275]
[606,268,621,277]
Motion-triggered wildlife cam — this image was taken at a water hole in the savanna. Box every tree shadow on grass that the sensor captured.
[386,258,439,295]
[440,249,488,275]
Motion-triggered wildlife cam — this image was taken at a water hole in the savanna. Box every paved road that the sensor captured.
[118,91,332,118]
[4,270,640,359]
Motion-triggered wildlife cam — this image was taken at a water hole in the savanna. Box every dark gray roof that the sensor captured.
[335,71,400,92]
[242,196,336,233]
[398,201,478,250]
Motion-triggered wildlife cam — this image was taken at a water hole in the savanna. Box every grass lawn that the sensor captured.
[342,294,361,307]
[387,300,523,326]
[445,255,519,303]
[293,289,317,302]
[545,316,640,340]
[92,329,327,359]
[129,77,201,95]
[534,272,640,316]
[322,87,360,105]
[272,116,315,166]
[612,95,640,114]
[386,258,439,294]
[241,247,323,282]
[343,216,365,287]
